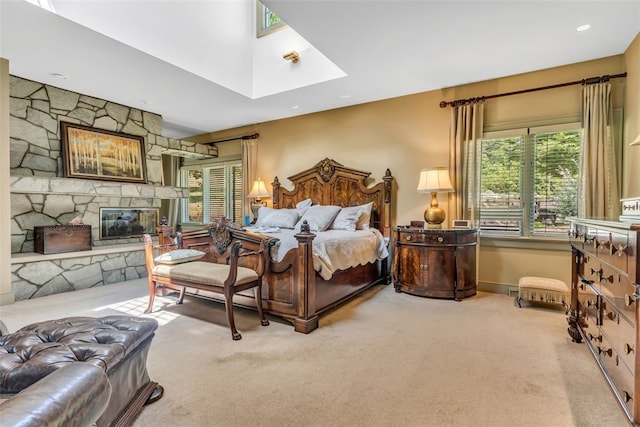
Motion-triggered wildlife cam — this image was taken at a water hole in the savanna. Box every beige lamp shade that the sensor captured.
[417,168,454,228]
[247,178,270,201]
[417,168,455,193]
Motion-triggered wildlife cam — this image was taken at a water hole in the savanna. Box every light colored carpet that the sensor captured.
[0,279,629,427]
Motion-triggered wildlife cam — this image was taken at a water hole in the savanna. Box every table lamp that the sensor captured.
[247,178,270,221]
[417,167,454,229]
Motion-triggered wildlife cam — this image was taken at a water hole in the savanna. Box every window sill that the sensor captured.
[480,234,570,251]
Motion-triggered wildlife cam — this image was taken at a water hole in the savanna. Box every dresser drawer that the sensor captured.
[601,302,636,374]
[578,284,600,326]
[397,231,455,245]
[598,333,635,415]
[596,230,630,273]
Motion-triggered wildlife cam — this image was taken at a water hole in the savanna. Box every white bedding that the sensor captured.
[247,227,389,280]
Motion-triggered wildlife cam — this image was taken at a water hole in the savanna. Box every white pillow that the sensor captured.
[355,202,373,230]
[254,206,275,226]
[295,205,341,232]
[296,198,312,209]
[257,208,300,229]
[330,206,363,232]
[154,249,205,265]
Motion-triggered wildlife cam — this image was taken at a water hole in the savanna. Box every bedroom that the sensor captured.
[1,0,640,425]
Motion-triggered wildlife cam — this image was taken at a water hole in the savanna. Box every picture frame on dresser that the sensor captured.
[60,122,147,183]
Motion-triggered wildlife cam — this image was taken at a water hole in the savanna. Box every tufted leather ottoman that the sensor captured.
[0,315,163,427]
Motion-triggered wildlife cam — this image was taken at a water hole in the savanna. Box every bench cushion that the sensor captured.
[518,276,569,305]
[153,261,258,286]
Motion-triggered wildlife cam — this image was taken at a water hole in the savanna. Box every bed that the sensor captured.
[158,158,393,333]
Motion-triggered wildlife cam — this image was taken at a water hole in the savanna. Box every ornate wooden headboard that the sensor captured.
[271,158,393,236]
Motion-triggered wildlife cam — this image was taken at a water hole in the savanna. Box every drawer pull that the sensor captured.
[588,333,602,343]
[625,343,634,354]
[624,391,633,403]
[600,273,614,284]
[625,294,635,307]
[590,267,602,277]
[420,264,429,270]
[437,236,444,243]
[586,299,596,308]
[597,346,613,357]
[405,235,412,241]
[605,311,619,323]
[611,243,628,257]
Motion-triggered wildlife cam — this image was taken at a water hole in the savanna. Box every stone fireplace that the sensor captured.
[9,75,212,301]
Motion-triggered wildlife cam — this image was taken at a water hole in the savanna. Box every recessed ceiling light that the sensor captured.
[291,105,300,109]
[339,92,351,98]
[49,72,67,79]
[576,24,591,32]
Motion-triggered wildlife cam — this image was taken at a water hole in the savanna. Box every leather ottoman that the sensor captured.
[0,315,163,426]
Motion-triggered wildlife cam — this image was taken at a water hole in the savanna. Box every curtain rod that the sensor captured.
[204,132,259,145]
[439,72,627,108]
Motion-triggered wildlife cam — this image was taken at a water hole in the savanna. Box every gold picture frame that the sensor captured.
[60,122,147,183]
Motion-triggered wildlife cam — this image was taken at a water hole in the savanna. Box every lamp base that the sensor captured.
[425,222,443,229]
[424,192,446,228]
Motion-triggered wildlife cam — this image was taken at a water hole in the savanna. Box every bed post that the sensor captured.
[381,168,393,282]
[293,221,319,333]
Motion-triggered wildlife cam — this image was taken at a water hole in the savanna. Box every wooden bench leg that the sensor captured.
[255,282,269,327]
[224,289,242,341]
[144,279,157,314]
[176,287,186,305]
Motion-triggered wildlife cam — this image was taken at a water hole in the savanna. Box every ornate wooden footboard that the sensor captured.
[159,158,393,334]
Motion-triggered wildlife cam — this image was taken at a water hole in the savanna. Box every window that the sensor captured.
[181,161,243,225]
[479,123,581,238]
[257,1,286,37]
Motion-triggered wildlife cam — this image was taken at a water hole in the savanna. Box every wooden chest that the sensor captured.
[34,225,92,254]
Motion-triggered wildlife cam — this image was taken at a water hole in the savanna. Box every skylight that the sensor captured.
[24,0,55,13]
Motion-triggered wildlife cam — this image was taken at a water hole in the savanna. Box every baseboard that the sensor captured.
[0,291,15,306]
[478,281,518,296]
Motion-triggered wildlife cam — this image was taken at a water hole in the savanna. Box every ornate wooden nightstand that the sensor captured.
[392,227,477,300]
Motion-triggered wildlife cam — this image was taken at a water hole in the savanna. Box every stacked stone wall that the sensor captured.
[8,75,208,300]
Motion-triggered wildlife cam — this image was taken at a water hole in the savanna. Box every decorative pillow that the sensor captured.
[154,249,206,265]
[330,206,363,232]
[295,205,342,232]
[296,198,312,209]
[254,206,275,226]
[355,202,373,230]
[257,208,300,229]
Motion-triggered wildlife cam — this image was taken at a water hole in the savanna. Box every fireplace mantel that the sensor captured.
[10,175,189,199]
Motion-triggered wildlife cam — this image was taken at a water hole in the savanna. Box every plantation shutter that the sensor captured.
[209,166,226,221]
[230,165,243,223]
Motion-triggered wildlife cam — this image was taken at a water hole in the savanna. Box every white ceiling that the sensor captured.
[1,0,639,139]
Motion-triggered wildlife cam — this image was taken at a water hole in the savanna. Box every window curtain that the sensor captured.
[578,82,620,218]
[448,102,484,226]
[161,154,181,229]
[242,138,258,218]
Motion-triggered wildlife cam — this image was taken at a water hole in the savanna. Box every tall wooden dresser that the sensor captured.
[567,218,640,424]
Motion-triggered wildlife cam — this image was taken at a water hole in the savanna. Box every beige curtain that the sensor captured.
[448,102,484,226]
[242,138,258,218]
[161,154,181,230]
[578,82,620,218]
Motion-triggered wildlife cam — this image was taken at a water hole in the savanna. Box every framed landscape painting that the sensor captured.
[61,122,147,183]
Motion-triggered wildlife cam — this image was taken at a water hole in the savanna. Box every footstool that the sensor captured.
[516,276,569,308]
[0,315,163,427]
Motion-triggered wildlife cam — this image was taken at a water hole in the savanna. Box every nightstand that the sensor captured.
[392,227,478,300]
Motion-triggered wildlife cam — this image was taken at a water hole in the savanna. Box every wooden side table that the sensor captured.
[392,227,477,300]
